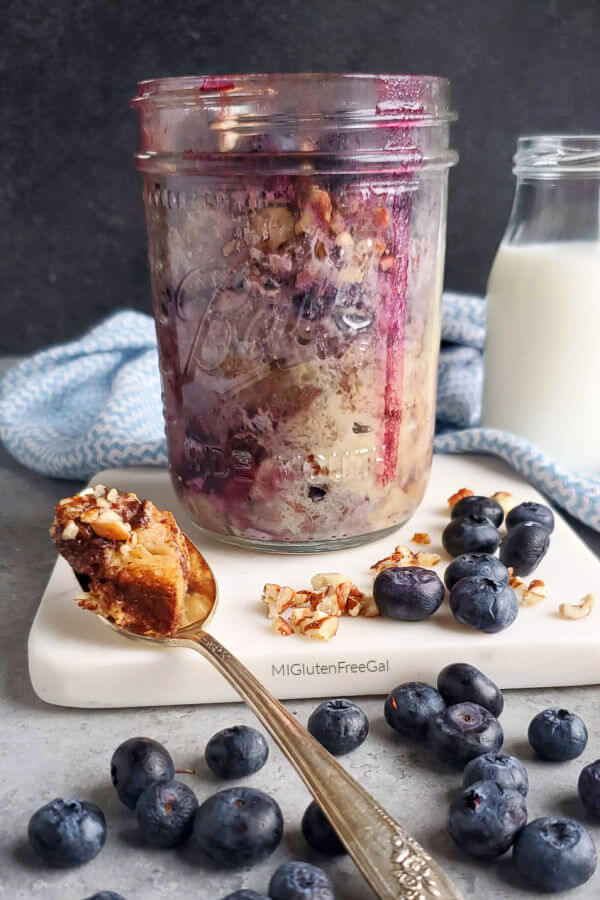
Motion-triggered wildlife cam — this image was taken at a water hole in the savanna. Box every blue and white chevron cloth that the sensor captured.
[1,295,598,531]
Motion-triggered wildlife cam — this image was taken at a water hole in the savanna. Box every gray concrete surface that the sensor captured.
[1,355,600,899]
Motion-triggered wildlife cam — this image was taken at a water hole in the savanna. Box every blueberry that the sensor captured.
[578,760,600,817]
[448,779,527,858]
[292,288,334,321]
[111,737,174,810]
[307,698,368,755]
[84,894,127,900]
[307,485,327,502]
[221,892,270,900]
[442,515,500,557]
[28,798,106,867]
[428,702,503,768]
[444,553,509,591]
[437,663,504,716]
[449,576,518,633]
[205,726,269,779]
[384,682,445,739]
[193,787,283,868]
[451,495,504,527]
[513,817,597,892]
[499,522,550,576]
[463,753,528,797]
[373,566,445,621]
[135,779,198,847]
[269,861,334,900]
[506,501,555,534]
[301,800,346,856]
[528,708,588,761]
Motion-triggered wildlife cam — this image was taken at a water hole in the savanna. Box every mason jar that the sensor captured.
[483,135,600,473]
[131,74,457,551]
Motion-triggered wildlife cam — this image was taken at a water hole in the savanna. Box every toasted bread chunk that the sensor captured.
[51,487,190,635]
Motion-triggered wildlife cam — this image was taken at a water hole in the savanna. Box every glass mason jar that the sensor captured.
[483,136,600,473]
[131,74,457,551]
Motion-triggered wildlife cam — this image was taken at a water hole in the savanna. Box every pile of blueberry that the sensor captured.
[27,711,366,900]
[26,675,600,896]
[385,661,599,893]
[373,498,554,633]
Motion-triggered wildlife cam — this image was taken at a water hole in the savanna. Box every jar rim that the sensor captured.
[131,71,457,124]
[514,135,600,176]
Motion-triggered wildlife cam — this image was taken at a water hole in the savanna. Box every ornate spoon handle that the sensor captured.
[178,628,463,900]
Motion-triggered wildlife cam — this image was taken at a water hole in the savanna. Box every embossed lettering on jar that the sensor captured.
[132,74,458,551]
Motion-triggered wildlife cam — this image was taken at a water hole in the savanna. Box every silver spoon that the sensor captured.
[81,537,463,900]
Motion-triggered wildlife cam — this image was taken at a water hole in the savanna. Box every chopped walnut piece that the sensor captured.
[559,593,594,620]
[314,239,327,261]
[521,579,547,606]
[261,583,296,619]
[272,616,294,636]
[297,611,339,641]
[412,532,431,545]
[448,488,473,510]
[357,595,380,618]
[415,551,441,567]
[290,608,313,627]
[106,488,119,504]
[93,484,106,497]
[61,520,79,541]
[252,207,295,251]
[492,491,516,516]
[509,575,525,589]
[90,510,132,541]
[379,255,394,272]
[310,573,353,592]
[308,186,332,222]
[80,508,100,524]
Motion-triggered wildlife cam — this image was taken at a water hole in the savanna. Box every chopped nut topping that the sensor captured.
[80,508,100,524]
[379,255,394,272]
[290,608,313,627]
[314,239,327,261]
[370,545,440,576]
[411,532,431,545]
[106,488,119,504]
[521,579,547,606]
[308,186,332,222]
[61,520,79,541]
[356,595,380,617]
[93,484,106,497]
[509,575,524,589]
[91,510,132,541]
[297,610,339,641]
[492,491,516,516]
[95,497,109,508]
[261,583,296,619]
[252,206,295,251]
[559,593,594,620]
[415,551,441,567]
[448,488,474,510]
[272,616,294,636]
[310,573,352,592]
[372,207,389,227]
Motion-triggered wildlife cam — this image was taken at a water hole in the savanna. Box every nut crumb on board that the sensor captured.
[520,580,547,607]
[492,491,516,516]
[411,532,431,545]
[559,593,594,620]
[448,488,473,510]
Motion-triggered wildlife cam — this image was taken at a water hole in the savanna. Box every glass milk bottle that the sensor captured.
[482,135,600,473]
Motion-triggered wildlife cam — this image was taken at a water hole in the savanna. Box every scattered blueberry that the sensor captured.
[578,760,600,818]
[463,753,528,797]
[84,894,127,900]
[110,737,174,810]
[269,861,335,900]
[428,702,503,768]
[307,699,369,755]
[384,682,445,739]
[135,779,198,847]
[449,577,518,633]
[307,485,327,502]
[292,288,334,321]
[513,817,597,892]
[205,726,269,779]
[451,495,504,527]
[442,515,500,557]
[499,522,550,576]
[437,663,504,717]
[528,708,588,761]
[506,501,555,534]
[448,779,527,858]
[373,566,445,621]
[221,892,270,900]
[28,798,106,867]
[193,787,283,868]
[302,801,346,856]
[444,553,509,591]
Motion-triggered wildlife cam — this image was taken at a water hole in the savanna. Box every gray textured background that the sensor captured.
[3,0,600,353]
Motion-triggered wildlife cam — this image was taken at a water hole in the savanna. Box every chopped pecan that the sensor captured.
[411,532,431,545]
[492,491,516,516]
[559,593,594,620]
[272,616,294,636]
[448,488,473,510]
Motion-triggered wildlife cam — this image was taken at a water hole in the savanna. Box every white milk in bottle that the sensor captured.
[481,137,600,473]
